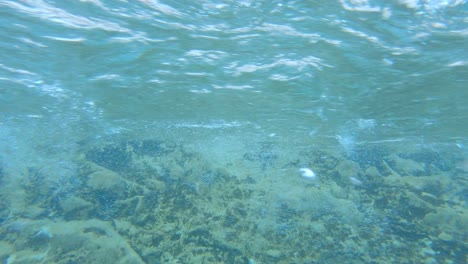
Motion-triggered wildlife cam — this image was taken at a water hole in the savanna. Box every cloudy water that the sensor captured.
[0,0,467,263]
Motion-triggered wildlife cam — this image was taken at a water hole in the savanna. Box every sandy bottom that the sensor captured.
[0,137,466,263]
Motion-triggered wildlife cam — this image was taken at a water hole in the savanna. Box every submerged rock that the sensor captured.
[87,168,126,197]
[424,206,468,235]
[335,160,362,185]
[388,155,426,176]
[59,196,93,219]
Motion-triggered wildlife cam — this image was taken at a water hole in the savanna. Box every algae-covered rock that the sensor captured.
[87,169,126,197]
[388,155,426,176]
[424,206,468,235]
[142,178,166,193]
[328,181,348,199]
[20,205,46,219]
[365,166,381,178]
[383,174,452,200]
[0,241,13,263]
[404,192,435,218]
[335,160,361,185]
[309,221,327,234]
[59,196,93,219]
[52,220,144,264]
[113,219,139,237]
[437,231,453,242]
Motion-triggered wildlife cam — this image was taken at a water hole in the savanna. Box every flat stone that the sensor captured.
[87,169,126,197]
[59,196,93,216]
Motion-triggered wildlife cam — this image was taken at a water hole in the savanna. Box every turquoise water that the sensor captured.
[0,1,467,263]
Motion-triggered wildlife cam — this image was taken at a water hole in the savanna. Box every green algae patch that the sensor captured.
[0,139,466,263]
